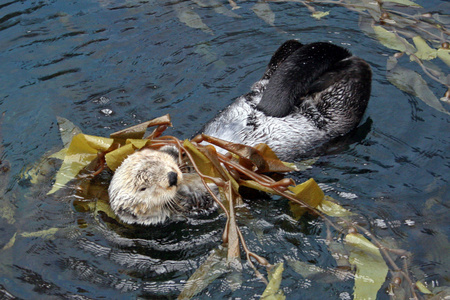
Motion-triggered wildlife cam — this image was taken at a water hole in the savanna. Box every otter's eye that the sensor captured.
[139,187,147,192]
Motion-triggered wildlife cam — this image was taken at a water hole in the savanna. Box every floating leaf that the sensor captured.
[228,0,240,10]
[240,179,276,194]
[261,262,285,299]
[48,134,114,194]
[109,114,172,139]
[287,259,326,278]
[192,0,241,18]
[437,48,450,67]
[252,1,275,26]
[317,196,354,217]
[386,57,449,115]
[56,116,82,148]
[194,43,227,69]
[372,25,415,53]
[411,36,437,61]
[21,228,59,239]
[49,148,68,160]
[287,259,352,282]
[415,281,432,294]
[199,135,293,173]
[384,0,422,7]
[105,143,135,172]
[95,199,119,220]
[126,138,152,149]
[312,11,330,20]
[196,144,240,193]
[178,247,228,299]
[345,233,388,300]
[2,232,17,250]
[254,143,295,173]
[175,4,213,35]
[288,178,324,220]
[183,140,224,182]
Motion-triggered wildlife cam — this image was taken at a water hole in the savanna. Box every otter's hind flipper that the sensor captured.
[312,57,372,130]
[262,40,304,80]
[257,42,352,118]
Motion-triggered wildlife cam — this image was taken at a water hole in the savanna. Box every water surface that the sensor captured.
[0,0,449,298]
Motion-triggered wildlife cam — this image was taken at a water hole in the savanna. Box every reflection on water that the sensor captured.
[1,0,449,298]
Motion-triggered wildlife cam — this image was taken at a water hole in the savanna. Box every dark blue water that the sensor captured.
[1,0,449,299]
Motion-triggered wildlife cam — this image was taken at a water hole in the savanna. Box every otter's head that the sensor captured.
[108,147,184,225]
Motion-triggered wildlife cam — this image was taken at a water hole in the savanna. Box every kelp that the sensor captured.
[173,0,449,112]
[38,115,433,299]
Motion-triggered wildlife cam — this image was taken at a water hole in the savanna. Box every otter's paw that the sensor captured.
[177,173,218,214]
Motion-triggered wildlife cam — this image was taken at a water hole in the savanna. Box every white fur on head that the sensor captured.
[108,148,183,225]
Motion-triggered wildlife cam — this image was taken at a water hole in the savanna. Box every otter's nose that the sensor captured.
[168,171,178,187]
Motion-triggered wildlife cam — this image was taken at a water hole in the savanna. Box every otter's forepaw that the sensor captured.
[177,173,218,213]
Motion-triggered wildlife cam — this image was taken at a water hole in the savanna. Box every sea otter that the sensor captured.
[108,40,372,225]
[108,147,217,225]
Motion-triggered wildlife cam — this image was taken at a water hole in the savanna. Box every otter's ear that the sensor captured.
[159,145,180,160]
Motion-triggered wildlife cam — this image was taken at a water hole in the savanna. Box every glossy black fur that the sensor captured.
[257,41,357,118]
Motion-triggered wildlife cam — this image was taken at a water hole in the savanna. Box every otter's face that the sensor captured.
[108,148,183,225]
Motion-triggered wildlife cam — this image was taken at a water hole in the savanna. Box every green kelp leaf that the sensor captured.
[251,1,275,26]
[261,262,285,300]
[194,43,227,69]
[345,233,388,300]
[197,144,240,194]
[240,180,276,194]
[372,25,415,53]
[56,116,82,148]
[48,134,114,194]
[109,114,172,140]
[328,239,352,269]
[95,199,118,220]
[384,0,422,7]
[183,140,223,182]
[102,138,153,172]
[343,0,381,18]
[437,48,450,67]
[174,4,213,35]
[387,57,449,115]
[287,259,353,283]
[312,11,330,20]
[126,138,152,149]
[253,143,295,173]
[420,60,449,84]
[105,143,135,172]
[293,157,318,171]
[287,259,326,278]
[178,247,228,300]
[228,0,240,10]
[21,228,59,239]
[49,148,68,160]
[411,36,437,61]
[415,281,432,294]
[199,135,293,173]
[2,232,17,250]
[288,178,324,220]
[318,196,354,217]
[0,197,15,225]
[192,0,241,18]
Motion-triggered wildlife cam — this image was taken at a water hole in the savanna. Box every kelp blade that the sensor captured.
[317,196,354,217]
[109,114,172,140]
[48,134,114,194]
[288,178,324,220]
[345,233,388,300]
[178,247,228,299]
[261,262,285,300]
